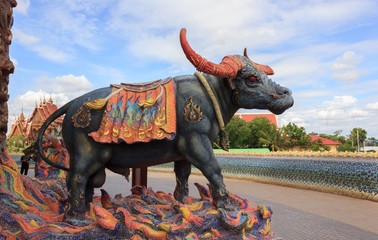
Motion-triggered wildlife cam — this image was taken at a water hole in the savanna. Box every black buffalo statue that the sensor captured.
[37,28,293,222]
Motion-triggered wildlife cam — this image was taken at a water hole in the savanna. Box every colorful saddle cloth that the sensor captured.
[88,78,176,144]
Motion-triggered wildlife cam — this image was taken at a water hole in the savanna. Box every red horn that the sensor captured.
[253,62,274,75]
[244,48,274,75]
[180,28,243,78]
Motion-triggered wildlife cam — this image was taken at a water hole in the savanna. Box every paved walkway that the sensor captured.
[99,170,378,240]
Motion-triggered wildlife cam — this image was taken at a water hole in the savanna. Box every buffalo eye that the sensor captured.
[248,75,258,82]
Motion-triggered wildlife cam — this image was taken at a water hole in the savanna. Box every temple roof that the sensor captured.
[7,97,63,141]
[234,113,279,128]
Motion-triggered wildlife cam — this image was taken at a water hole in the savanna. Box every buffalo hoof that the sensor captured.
[214,196,227,207]
[173,189,187,203]
[216,202,236,211]
[65,215,93,226]
[213,196,236,211]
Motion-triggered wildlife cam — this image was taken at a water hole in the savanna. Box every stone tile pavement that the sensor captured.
[99,170,378,240]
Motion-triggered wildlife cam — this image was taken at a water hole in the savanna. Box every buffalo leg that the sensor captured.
[178,134,229,207]
[67,167,107,219]
[65,134,111,222]
[174,160,191,201]
[66,171,88,220]
[87,168,106,208]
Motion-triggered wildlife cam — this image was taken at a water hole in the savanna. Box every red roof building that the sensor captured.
[7,98,63,145]
[310,135,341,152]
[234,113,279,128]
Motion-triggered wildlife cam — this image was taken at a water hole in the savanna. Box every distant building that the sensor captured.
[361,146,378,152]
[234,113,278,128]
[310,135,341,152]
[7,98,63,145]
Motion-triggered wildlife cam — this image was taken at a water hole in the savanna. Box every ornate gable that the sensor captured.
[7,98,63,144]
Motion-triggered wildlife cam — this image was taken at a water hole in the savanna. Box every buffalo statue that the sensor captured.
[37,28,293,222]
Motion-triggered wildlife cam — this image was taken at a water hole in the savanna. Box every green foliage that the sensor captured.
[258,125,282,151]
[225,117,251,148]
[247,117,274,148]
[337,141,355,152]
[225,116,278,149]
[7,135,28,153]
[319,130,346,144]
[310,141,331,151]
[222,115,373,152]
[366,137,378,146]
[349,128,367,149]
[281,123,310,150]
[310,138,322,151]
[309,136,332,151]
[311,144,320,151]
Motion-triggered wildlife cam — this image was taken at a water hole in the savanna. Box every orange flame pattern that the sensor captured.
[1,152,274,239]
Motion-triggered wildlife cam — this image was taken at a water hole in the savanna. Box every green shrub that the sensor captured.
[7,135,28,153]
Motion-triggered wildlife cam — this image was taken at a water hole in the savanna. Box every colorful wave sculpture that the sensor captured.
[0,151,275,239]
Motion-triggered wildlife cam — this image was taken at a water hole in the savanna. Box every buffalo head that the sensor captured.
[180,28,294,115]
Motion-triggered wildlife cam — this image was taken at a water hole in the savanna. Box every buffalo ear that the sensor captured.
[225,78,236,90]
[243,48,250,60]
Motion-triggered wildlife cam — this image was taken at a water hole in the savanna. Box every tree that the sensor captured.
[225,117,251,148]
[7,135,28,153]
[247,117,274,148]
[258,125,282,151]
[281,123,310,150]
[319,130,346,144]
[366,137,378,146]
[310,138,330,151]
[337,141,355,152]
[349,128,367,151]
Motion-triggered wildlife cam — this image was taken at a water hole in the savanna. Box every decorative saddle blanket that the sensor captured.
[88,78,176,144]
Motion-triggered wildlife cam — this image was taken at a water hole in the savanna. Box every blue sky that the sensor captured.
[8,0,378,138]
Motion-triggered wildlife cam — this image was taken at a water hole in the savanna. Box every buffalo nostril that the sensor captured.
[281,88,291,96]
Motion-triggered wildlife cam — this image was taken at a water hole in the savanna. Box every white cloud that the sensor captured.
[280,93,377,136]
[273,55,324,87]
[63,0,110,15]
[280,115,306,129]
[10,74,92,113]
[33,45,73,63]
[13,28,72,62]
[13,1,105,63]
[332,71,361,82]
[13,0,378,68]
[8,0,378,138]
[13,28,40,45]
[332,51,361,70]
[127,33,184,64]
[331,51,364,82]
[8,90,69,122]
[313,96,370,120]
[366,102,378,110]
[323,96,357,109]
[8,74,94,131]
[349,109,369,117]
[106,0,377,63]
[37,74,93,94]
[43,6,101,51]
[14,0,30,15]
[294,90,331,99]
[89,64,126,84]
[10,57,18,68]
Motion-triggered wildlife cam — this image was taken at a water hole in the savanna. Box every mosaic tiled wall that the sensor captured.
[152,155,378,202]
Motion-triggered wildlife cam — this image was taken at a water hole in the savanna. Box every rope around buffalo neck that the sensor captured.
[194,72,230,151]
